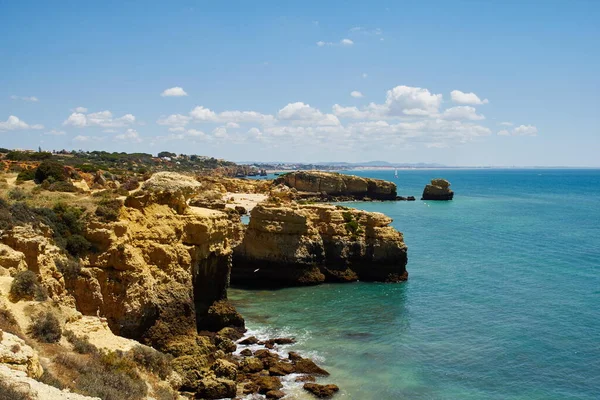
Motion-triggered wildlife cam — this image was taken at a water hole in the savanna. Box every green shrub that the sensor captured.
[95,198,122,222]
[48,181,78,192]
[64,330,98,354]
[0,378,32,400]
[66,234,91,257]
[16,169,35,182]
[76,164,99,173]
[8,187,27,201]
[34,160,66,184]
[345,220,360,235]
[28,310,61,343]
[55,259,82,280]
[9,270,47,301]
[342,211,354,223]
[55,351,147,400]
[128,345,173,379]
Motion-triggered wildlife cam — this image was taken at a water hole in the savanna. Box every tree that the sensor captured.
[34,160,67,184]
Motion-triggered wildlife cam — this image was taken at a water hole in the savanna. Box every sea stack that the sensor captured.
[421,178,454,200]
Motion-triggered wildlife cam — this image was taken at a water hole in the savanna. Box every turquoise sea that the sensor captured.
[230,169,600,400]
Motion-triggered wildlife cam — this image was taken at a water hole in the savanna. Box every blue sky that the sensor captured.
[1,0,598,166]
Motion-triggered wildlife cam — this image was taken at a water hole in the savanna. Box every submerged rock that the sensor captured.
[421,178,454,200]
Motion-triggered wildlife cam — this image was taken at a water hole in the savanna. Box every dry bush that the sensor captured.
[0,378,31,400]
[127,345,173,379]
[54,350,147,400]
[64,330,97,354]
[28,310,62,343]
[9,270,47,302]
[55,259,82,281]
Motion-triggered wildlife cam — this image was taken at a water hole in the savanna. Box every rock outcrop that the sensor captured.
[233,202,408,285]
[0,331,43,379]
[275,171,397,200]
[421,178,454,200]
[79,195,243,346]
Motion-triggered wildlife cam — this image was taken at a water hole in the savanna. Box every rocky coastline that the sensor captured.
[0,169,450,399]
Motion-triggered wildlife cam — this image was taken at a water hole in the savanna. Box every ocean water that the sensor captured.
[230,169,600,400]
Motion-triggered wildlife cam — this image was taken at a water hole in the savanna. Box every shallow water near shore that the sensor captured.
[230,169,600,400]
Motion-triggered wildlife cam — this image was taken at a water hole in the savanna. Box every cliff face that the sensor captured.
[275,171,397,200]
[233,203,408,285]
[80,201,242,344]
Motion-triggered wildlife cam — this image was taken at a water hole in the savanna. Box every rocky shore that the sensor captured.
[0,170,414,399]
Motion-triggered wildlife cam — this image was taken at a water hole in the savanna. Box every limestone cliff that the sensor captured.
[422,178,454,200]
[275,170,397,200]
[233,202,408,285]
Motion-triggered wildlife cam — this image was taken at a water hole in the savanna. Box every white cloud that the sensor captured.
[332,104,371,119]
[384,85,442,116]
[350,91,363,98]
[349,27,382,36]
[513,125,538,136]
[73,135,90,142]
[161,87,188,97]
[186,129,208,138]
[212,126,228,138]
[10,95,39,102]
[115,128,142,142]
[44,129,66,136]
[63,110,136,128]
[0,115,44,131]
[157,114,191,127]
[317,39,354,47]
[497,125,538,136]
[278,102,340,126]
[450,90,489,105]
[499,122,513,126]
[218,110,275,124]
[149,83,529,150]
[441,106,485,121]
[73,106,88,113]
[190,106,218,121]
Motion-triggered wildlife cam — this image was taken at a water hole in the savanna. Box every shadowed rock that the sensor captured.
[421,178,454,200]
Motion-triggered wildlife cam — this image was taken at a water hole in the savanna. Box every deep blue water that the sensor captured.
[230,169,600,400]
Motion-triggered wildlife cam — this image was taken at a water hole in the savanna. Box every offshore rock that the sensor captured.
[421,178,454,200]
[275,171,397,200]
[232,203,408,285]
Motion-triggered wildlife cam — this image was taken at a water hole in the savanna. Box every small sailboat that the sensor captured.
[394,169,398,179]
